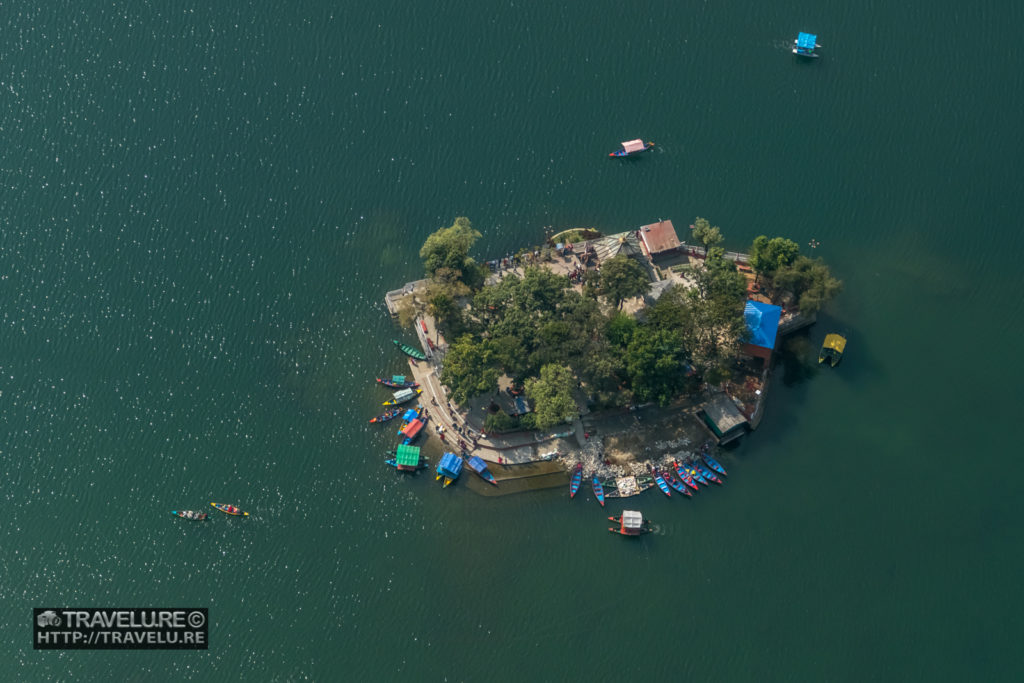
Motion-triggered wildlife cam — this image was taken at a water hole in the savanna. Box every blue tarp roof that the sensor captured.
[514,396,530,414]
[402,408,419,422]
[796,32,817,49]
[438,452,463,477]
[467,456,488,474]
[744,300,782,350]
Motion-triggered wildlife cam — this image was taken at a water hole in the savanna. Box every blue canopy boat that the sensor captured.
[793,32,821,58]
[684,461,708,486]
[435,451,463,487]
[569,463,583,498]
[591,474,606,507]
[466,455,498,486]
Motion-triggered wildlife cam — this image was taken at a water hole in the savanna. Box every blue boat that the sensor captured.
[701,451,728,477]
[435,452,463,487]
[650,466,672,497]
[693,460,723,485]
[376,374,419,389]
[684,461,709,486]
[673,461,699,491]
[569,463,583,498]
[591,474,606,507]
[466,455,498,486]
[793,32,821,58]
[662,469,691,497]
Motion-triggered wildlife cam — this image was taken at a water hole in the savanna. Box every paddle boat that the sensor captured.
[435,452,464,487]
[793,32,821,58]
[386,444,429,472]
[819,333,847,366]
[376,374,420,389]
[672,461,699,491]
[592,474,606,507]
[383,387,422,406]
[369,407,402,424]
[393,339,427,361]
[609,139,655,157]
[171,510,208,521]
[608,510,652,536]
[569,463,584,498]
[210,503,248,517]
[651,466,672,497]
[661,469,691,497]
[465,455,498,486]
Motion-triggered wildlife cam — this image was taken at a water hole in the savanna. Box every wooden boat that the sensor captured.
[569,463,583,498]
[466,455,498,486]
[369,407,402,424]
[693,461,722,485]
[383,387,422,406]
[210,503,248,517]
[683,462,708,486]
[376,375,419,389]
[819,333,846,367]
[608,510,652,536]
[701,451,728,477]
[435,452,463,487]
[672,461,699,491]
[609,139,655,157]
[393,339,427,361]
[592,474,606,507]
[651,466,672,497]
[793,32,821,58]
[171,510,208,521]
[661,469,691,497]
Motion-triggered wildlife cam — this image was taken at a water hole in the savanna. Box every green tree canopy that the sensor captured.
[419,217,483,287]
[439,334,499,404]
[749,236,800,277]
[691,217,724,253]
[623,325,691,406]
[771,255,843,315]
[599,254,650,309]
[524,364,578,430]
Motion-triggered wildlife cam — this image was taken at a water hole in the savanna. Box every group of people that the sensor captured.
[567,267,586,284]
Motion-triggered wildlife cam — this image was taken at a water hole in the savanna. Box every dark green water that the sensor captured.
[3,1,1023,680]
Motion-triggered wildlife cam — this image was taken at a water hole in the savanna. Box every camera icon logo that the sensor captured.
[37,610,61,628]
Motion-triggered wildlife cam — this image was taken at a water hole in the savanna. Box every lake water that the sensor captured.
[3,1,1023,680]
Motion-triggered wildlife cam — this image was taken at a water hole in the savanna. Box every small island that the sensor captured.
[382,217,841,496]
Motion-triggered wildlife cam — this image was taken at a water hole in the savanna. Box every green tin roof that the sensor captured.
[395,444,421,467]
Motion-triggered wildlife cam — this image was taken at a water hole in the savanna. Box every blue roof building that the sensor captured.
[742,300,782,359]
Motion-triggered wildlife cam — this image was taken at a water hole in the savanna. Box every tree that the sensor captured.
[623,326,691,406]
[439,335,499,404]
[771,255,843,315]
[749,236,800,279]
[599,254,650,309]
[524,364,578,430]
[691,217,724,254]
[419,217,482,287]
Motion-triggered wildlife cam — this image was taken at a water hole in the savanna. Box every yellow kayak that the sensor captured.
[211,502,249,516]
